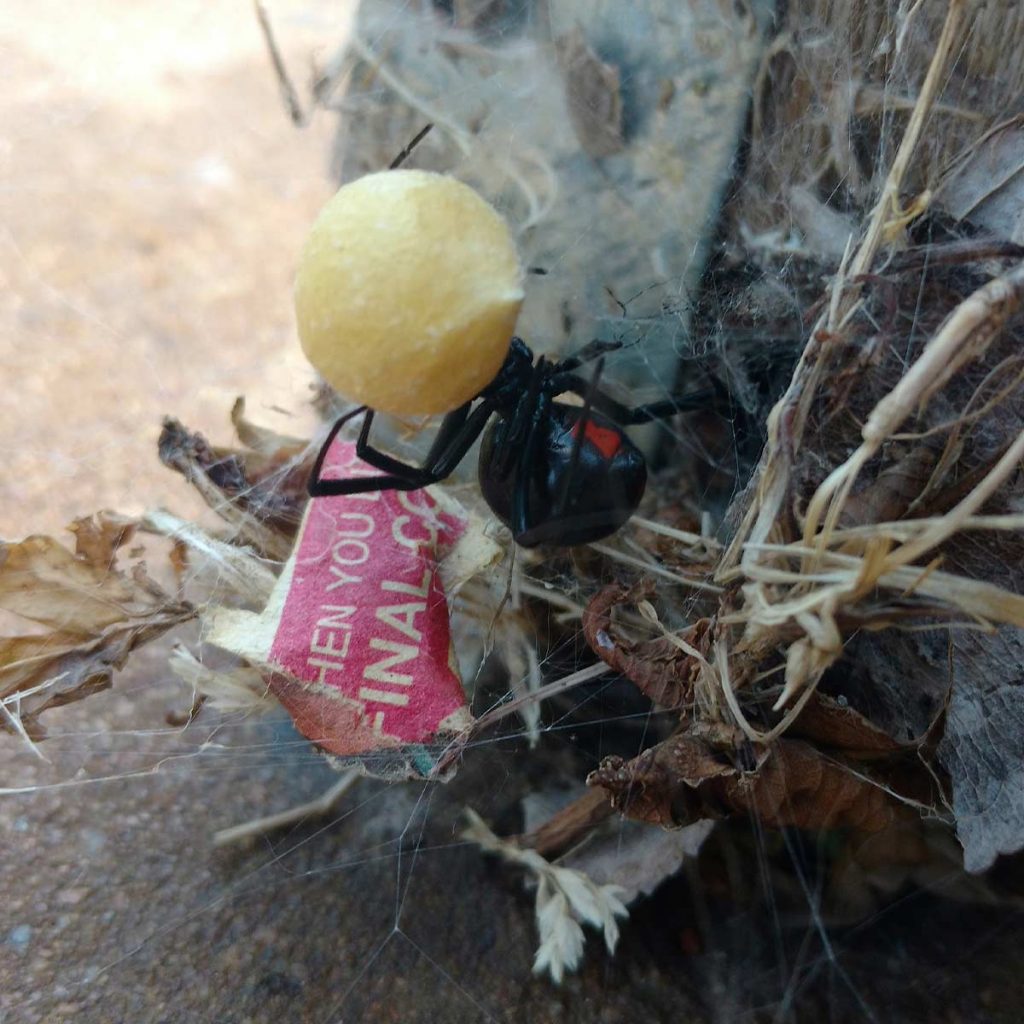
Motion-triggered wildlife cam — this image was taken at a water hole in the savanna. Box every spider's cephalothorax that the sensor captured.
[308,337,709,548]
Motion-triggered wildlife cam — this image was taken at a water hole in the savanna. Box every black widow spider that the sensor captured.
[308,336,710,547]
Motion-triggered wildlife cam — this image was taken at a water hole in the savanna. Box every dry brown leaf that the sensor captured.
[68,511,137,569]
[520,782,714,905]
[451,0,505,31]
[588,725,908,833]
[0,521,194,739]
[519,784,715,904]
[563,818,715,906]
[789,185,859,261]
[141,510,277,607]
[828,821,1000,921]
[158,414,311,559]
[581,582,709,710]
[939,627,1024,872]
[790,692,910,758]
[518,788,616,859]
[839,447,936,527]
[0,533,163,633]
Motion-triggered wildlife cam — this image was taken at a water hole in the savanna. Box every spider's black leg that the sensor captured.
[606,391,715,423]
[308,405,369,496]
[369,398,494,488]
[504,360,550,539]
[510,387,553,541]
[552,357,605,518]
[494,356,545,480]
[420,398,497,479]
[352,409,421,476]
[549,371,714,424]
[418,402,474,470]
[389,123,433,169]
[309,406,429,495]
[312,471,439,496]
[309,401,494,497]
[352,403,472,477]
[320,403,471,484]
[554,339,624,373]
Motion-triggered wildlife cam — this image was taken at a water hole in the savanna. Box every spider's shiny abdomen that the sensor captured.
[478,403,647,547]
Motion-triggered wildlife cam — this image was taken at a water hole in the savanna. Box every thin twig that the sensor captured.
[848,0,965,280]
[347,34,473,156]
[253,0,307,126]
[589,543,722,593]
[471,662,611,736]
[629,515,723,554]
[213,771,359,846]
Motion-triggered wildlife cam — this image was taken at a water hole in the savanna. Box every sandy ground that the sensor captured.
[0,1,345,539]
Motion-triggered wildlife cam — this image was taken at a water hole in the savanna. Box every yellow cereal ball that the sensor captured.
[294,170,524,416]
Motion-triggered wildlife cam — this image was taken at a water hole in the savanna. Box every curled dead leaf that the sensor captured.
[588,726,908,833]
[68,511,137,569]
[0,521,194,739]
[840,447,936,527]
[1,529,161,633]
[517,788,616,859]
[582,582,709,710]
[451,0,505,31]
[229,396,307,457]
[937,116,1024,243]
[789,691,910,757]
[158,411,312,560]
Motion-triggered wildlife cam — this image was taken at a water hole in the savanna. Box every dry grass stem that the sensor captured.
[589,543,723,593]
[168,645,276,716]
[804,263,1024,558]
[143,510,278,606]
[470,661,611,737]
[213,771,359,846]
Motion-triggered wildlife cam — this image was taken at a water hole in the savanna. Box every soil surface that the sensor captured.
[0,1,335,538]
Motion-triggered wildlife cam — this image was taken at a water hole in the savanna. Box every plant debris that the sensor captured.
[554,25,625,159]
[157,399,311,559]
[581,581,710,711]
[463,809,629,984]
[453,0,1024,899]
[0,513,194,744]
[654,0,1024,874]
[588,724,912,833]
